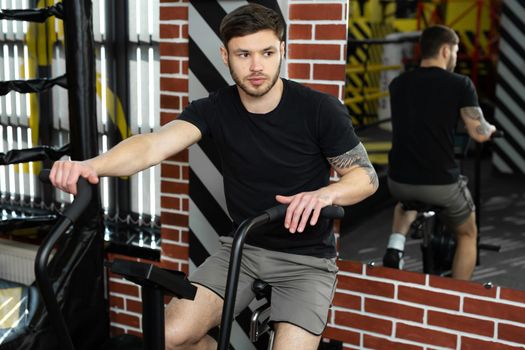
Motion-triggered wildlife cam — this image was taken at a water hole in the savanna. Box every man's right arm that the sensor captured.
[50,120,202,194]
[460,106,496,143]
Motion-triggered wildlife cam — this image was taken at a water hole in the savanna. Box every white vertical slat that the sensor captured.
[128,50,139,135]
[0,45,4,124]
[128,0,138,43]
[13,0,24,41]
[26,127,37,201]
[3,0,14,41]
[138,0,148,43]
[92,0,102,42]
[1,0,8,39]
[0,125,6,195]
[15,42,28,126]
[6,126,17,197]
[150,0,159,42]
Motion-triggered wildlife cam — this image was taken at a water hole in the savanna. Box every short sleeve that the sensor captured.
[178,97,212,137]
[459,77,479,108]
[318,95,360,157]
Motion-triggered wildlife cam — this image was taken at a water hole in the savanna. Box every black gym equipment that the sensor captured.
[217,204,345,350]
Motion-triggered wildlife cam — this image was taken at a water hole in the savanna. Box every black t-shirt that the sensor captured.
[179,79,359,258]
[388,67,479,185]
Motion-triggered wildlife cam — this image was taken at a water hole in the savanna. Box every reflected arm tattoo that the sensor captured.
[327,142,379,190]
[461,106,492,136]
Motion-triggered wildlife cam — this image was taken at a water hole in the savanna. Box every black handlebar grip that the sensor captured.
[38,169,92,223]
[265,204,345,223]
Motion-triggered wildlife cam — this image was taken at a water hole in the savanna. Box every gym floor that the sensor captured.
[339,156,525,291]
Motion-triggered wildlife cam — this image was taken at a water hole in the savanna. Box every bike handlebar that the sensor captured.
[39,169,92,222]
[217,204,345,350]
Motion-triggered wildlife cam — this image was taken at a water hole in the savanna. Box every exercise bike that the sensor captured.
[38,170,344,350]
[399,130,504,276]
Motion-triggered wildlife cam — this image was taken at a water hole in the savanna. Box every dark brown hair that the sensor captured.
[420,25,459,59]
[219,3,285,48]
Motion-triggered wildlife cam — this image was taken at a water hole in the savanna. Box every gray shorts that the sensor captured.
[189,236,338,335]
[388,176,475,227]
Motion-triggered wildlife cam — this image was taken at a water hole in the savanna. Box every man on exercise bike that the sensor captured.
[382,25,497,280]
[49,4,378,350]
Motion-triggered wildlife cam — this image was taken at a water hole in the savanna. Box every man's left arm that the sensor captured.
[276,142,378,233]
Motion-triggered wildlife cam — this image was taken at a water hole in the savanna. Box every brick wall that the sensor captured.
[106,2,525,350]
[325,261,525,349]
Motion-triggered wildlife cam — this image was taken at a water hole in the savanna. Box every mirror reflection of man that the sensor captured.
[383,25,497,280]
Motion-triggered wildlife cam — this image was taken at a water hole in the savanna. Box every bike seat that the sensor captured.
[401,201,442,213]
[252,279,272,302]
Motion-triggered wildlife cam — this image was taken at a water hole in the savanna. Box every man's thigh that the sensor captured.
[258,250,338,336]
[388,177,474,228]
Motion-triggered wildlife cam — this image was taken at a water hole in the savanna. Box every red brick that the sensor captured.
[162,241,188,260]
[290,4,343,21]
[109,280,140,298]
[500,287,525,304]
[160,24,180,39]
[364,334,423,350]
[289,24,312,40]
[396,323,457,349]
[316,24,347,40]
[161,181,189,194]
[161,196,181,210]
[323,326,360,345]
[109,295,125,309]
[180,262,189,275]
[313,63,346,81]
[365,298,424,323]
[288,63,310,80]
[335,310,392,335]
[464,297,525,323]
[398,286,460,310]
[428,310,494,336]
[181,24,188,39]
[160,112,178,125]
[161,163,181,179]
[366,265,426,285]
[498,323,525,344]
[461,336,525,350]
[288,44,341,60]
[110,311,140,329]
[181,166,189,181]
[161,211,189,227]
[182,95,189,108]
[160,42,188,57]
[161,226,182,240]
[126,299,143,314]
[165,149,188,162]
[332,292,360,310]
[337,275,395,298]
[429,275,497,297]
[160,77,188,92]
[159,6,187,20]
[337,259,363,274]
[180,230,189,244]
[160,258,181,272]
[161,94,181,110]
[303,83,340,97]
[161,59,180,74]
[181,61,189,75]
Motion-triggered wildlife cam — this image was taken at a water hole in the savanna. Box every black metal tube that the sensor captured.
[142,287,165,350]
[217,213,270,350]
[34,217,75,350]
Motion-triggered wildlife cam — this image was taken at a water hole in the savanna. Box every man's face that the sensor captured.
[221,29,284,98]
[446,43,459,71]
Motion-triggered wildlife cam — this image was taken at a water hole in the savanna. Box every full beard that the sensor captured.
[229,58,282,97]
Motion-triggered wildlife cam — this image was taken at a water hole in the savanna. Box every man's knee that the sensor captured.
[164,322,207,350]
[453,212,477,240]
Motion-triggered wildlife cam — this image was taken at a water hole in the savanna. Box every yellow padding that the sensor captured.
[0,288,25,329]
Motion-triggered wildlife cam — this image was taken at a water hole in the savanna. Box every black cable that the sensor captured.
[0,2,63,22]
[0,74,67,96]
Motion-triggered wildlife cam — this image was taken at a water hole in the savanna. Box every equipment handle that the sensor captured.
[39,169,92,222]
[265,204,345,222]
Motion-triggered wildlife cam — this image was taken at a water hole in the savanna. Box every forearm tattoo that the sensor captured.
[327,142,379,189]
[461,107,491,136]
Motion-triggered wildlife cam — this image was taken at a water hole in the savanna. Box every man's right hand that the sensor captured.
[49,160,99,195]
